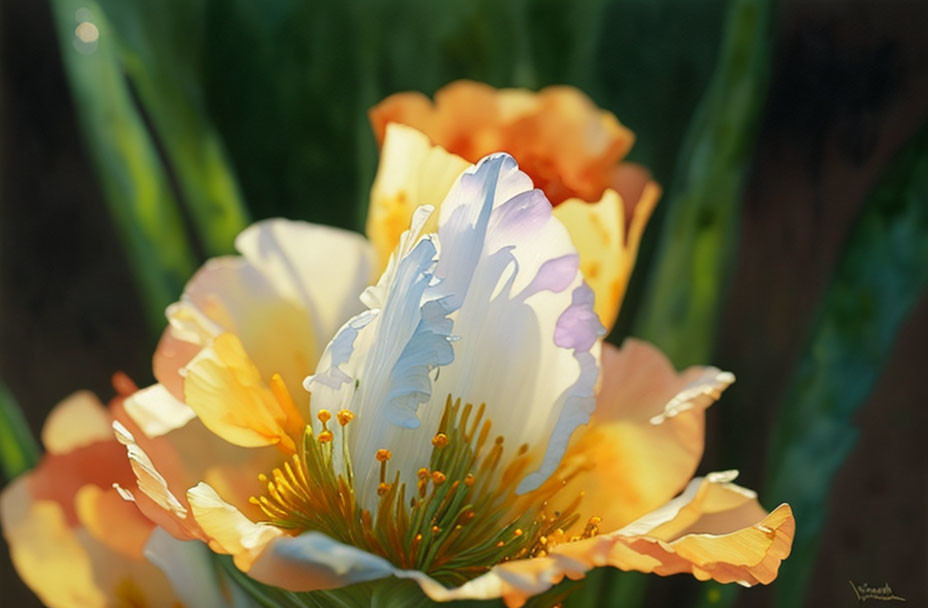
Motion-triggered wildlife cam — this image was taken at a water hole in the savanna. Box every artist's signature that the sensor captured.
[849,581,906,603]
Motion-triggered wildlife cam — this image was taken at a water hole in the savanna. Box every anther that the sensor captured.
[317,430,333,443]
[317,409,332,424]
[432,433,449,448]
[514,528,524,537]
[376,449,391,483]
[464,473,475,486]
[417,467,430,480]
[377,482,391,496]
[431,471,447,485]
[336,409,354,426]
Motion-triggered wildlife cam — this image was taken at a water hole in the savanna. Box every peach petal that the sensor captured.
[408,474,792,607]
[153,325,204,401]
[556,340,733,531]
[112,421,191,529]
[28,440,136,526]
[40,390,112,455]
[74,484,154,559]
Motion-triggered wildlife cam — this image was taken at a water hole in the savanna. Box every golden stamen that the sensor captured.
[253,392,593,584]
[337,409,354,426]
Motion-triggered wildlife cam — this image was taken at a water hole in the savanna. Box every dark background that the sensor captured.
[1,0,926,606]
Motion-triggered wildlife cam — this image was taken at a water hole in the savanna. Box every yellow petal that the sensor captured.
[163,255,320,405]
[552,340,734,532]
[182,332,297,452]
[367,123,470,272]
[406,474,793,608]
[40,391,112,455]
[599,473,794,585]
[0,477,106,608]
[186,482,282,571]
[553,191,624,330]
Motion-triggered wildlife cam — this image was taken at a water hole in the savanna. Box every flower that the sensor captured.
[112,127,793,606]
[368,82,662,330]
[0,376,230,608]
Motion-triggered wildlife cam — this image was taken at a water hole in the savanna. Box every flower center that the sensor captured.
[250,394,599,582]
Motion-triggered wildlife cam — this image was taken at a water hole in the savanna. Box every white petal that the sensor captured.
[235,219,375,347]
[248,532,396,591]
[124,384,197,438]
[144,528,227,608]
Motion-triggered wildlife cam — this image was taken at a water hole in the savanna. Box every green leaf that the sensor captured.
[0,383,40,482]
[633,0,776,367]
[48,0,198,332]
[94,0,251,256]
[764,122,928,607]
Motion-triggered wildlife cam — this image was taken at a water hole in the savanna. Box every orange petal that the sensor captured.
[555,340,734,531]
[370,81,649,208]
[369,91,435,146]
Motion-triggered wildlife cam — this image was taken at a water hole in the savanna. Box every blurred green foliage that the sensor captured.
[765,121,928,607]
[0,383,40,482]
[634,0,775,367]
[48,0,201,332]
[13,0,924,607]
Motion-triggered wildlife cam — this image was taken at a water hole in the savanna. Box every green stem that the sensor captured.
[633,0,776,367]
[48,0,198,333]
[102,0,250,256]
